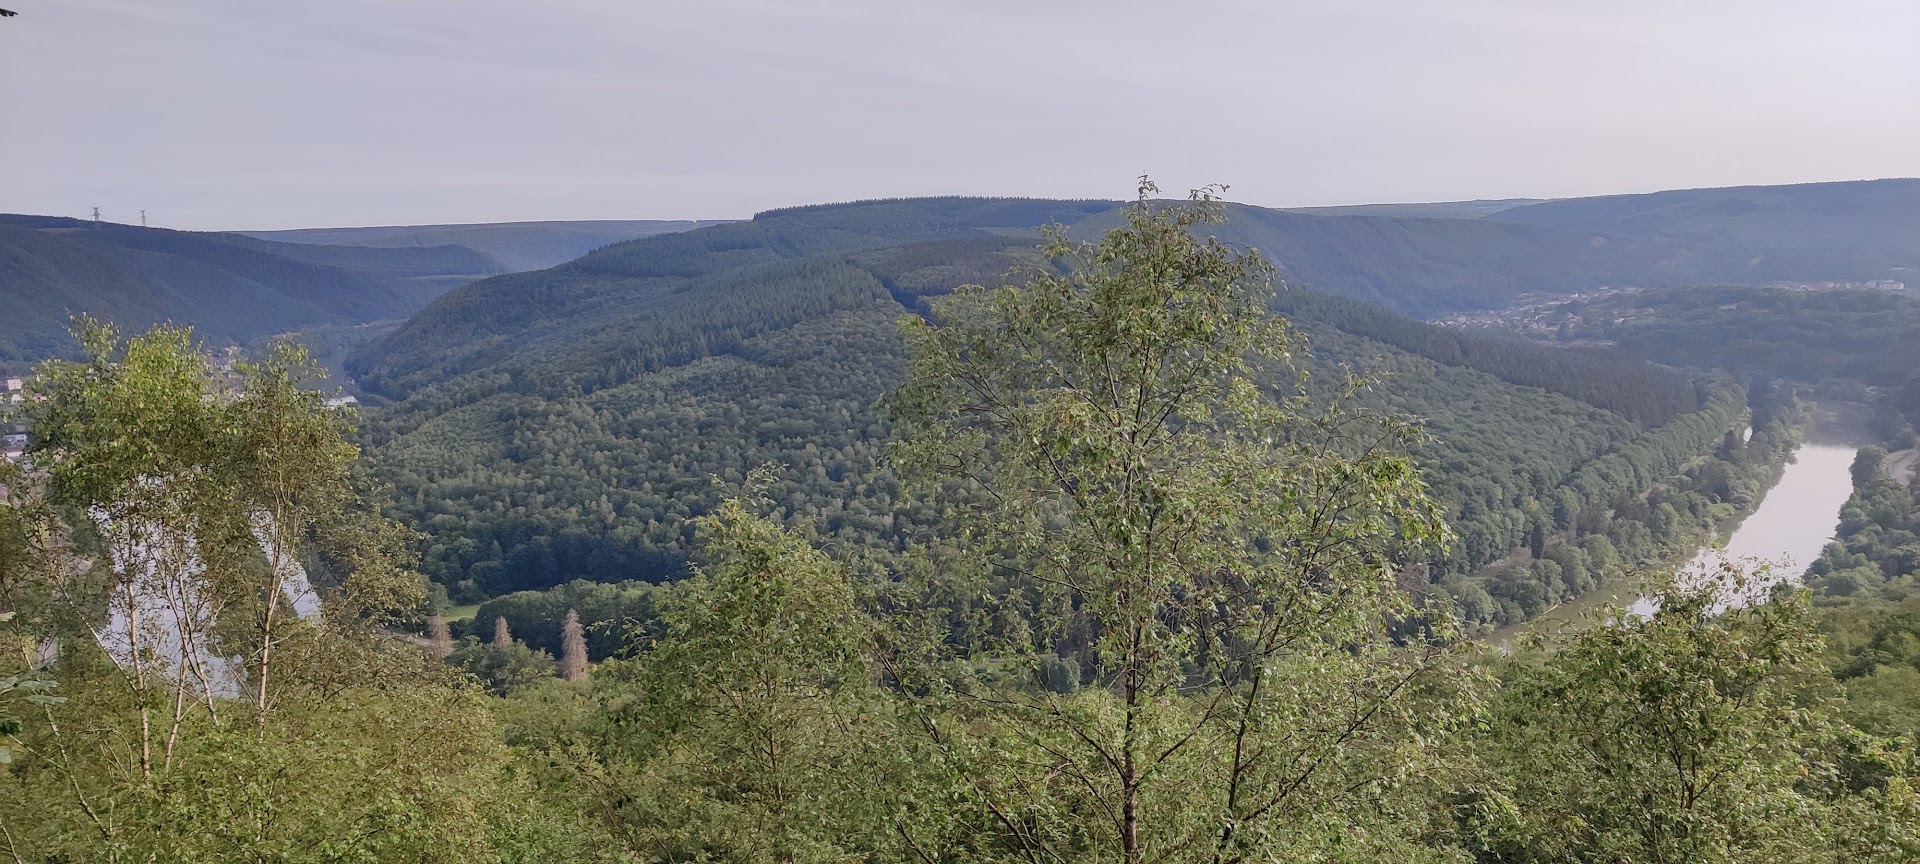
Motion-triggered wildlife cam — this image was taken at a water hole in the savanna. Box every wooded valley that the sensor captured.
[2,183,1918,862]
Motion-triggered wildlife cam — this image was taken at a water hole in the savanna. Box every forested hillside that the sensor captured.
[7,199,1914,862]
[350,194,1825,380]
[0,216,507,369]
[1511,285,1920,442]
[350,196,1772,633]
[244,218,731,272]
[1111,203,1756,315]
[1497,177,1920,257]
[346,199,1112,396]
[1490,178,1920,283]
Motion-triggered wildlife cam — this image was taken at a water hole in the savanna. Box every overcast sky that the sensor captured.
[2,0,1916,230]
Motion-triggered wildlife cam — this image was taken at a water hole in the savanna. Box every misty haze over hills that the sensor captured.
[242,219,737,272]
[4,178,1917,372]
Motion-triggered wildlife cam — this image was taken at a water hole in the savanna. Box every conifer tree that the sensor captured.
[426,614,453,660]
[559,608,587,681]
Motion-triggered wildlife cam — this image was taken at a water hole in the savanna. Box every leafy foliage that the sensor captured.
[1463,573,1920,863]
[561,475,898,862]
[8,185,1920,860]
[349,198,1764,633]
[881,186,1468,861]
[1808,446,1920,601]
[0,322,571,861]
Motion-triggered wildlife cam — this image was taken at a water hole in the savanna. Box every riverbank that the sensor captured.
[1489,401,1870,644]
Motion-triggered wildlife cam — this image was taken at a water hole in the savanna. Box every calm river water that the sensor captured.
[1628,441,1860,616]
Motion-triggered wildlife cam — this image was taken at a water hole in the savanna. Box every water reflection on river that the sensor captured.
[1629,442,1859,616]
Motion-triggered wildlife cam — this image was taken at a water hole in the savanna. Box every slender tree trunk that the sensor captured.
[1122,620,1142,864]
[1212,666,1265,863]
[164,585,191,769]
[121,547,151,779]
[161,531,207,769]
[256,502,289,730]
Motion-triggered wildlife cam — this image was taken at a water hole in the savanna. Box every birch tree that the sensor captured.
[885,181,1470,863]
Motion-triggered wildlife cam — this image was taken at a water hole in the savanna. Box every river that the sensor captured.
[1495,406,1869,641]
[1628,440,1859,616]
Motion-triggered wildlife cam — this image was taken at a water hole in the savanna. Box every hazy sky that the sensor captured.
[3,0,1916,230]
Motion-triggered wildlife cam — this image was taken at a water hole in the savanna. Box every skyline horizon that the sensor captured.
[19,172,1920,234]
[5,1,1915,231]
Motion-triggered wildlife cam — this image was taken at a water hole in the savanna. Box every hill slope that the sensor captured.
[347,201,1740,624]
[348,199,1115,396]
[1488,178,1920,283]
[0,216,509,369]
[357,186,1904,394]
[243,219,734,272]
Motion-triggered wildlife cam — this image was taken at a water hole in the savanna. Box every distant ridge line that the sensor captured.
[242,218,733,233]
[753,195,1119,221]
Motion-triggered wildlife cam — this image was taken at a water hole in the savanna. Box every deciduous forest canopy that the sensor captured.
[2,180,1919,862]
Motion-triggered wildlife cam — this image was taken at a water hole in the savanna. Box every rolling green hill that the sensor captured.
[242,219,733,272]
[349,198,1771,632]
[0,216,508,370]
[347,199,1115,397]
[341,197,1644,396]
[1135,203,1750,315]
[358,188,1894,393]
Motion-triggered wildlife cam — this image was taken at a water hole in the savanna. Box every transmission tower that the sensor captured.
[91,207,101,225]
[140,210,147,228]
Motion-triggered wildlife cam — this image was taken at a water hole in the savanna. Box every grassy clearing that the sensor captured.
[443,602,482,622]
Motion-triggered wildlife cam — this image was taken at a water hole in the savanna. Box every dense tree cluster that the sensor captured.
[460,578,660,660]
[498,195,1911,861]
[1274,290,1699,426]
[1808,447,1920,599]
[3,194,1915,860]
[0,325,593,860]
[1462,571,1920,862]
[351,230,1764,629]
[1533,284,1920,443]
[1434,387,1805,627]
